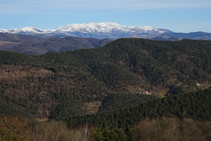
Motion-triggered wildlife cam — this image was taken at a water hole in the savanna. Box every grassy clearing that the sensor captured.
[127,86,145,94]
[36,118,49,122]
[84,101,102,115]
[156,88,169,98]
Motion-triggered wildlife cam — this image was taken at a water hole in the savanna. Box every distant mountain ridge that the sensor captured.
[0,33,112,55]
[0,22,172,39]
[1,22,211,41]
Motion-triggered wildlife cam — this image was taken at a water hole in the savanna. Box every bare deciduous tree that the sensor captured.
[78,123,93,141]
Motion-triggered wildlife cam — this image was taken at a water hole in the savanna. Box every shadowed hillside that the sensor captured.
[0,33,112,55]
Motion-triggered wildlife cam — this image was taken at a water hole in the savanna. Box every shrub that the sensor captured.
[0,116,30,141]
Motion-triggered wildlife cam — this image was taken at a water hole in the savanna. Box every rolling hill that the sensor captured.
[0,38,211,120]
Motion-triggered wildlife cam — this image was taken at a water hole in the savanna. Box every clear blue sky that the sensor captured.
[1,0,211,33]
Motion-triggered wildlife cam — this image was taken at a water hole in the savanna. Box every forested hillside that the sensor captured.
[1,88,211,141]
[0,38,211,120]
[66,87,211,128]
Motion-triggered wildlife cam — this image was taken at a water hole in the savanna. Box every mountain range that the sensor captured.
[1,22,211,41]
[1,22,211,55]
[0,22,173,39]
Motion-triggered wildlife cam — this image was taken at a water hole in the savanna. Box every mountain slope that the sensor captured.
[0,38,211,119]
[1,23,211,40]
[9,37,112,55]
[66,87,211,128]
[0,33,44,50]
[160,32,211,40]
[0,33,43,42]
[0,33,112,55]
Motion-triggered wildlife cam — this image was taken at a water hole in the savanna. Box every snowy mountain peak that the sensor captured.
[55,22,171,34]
[20,27,43,33]
[21,26,36,31]
[56,22,123,32]
[142,26,154,31]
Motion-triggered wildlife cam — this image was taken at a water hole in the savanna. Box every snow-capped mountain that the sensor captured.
[56,22,171,34]
[0,22,172,39]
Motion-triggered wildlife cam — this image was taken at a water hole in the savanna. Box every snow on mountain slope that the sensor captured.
[56,22,132,32]
[1,27,46,34]
[56,22,170,34]
[20,27,43,33]
[0,22,172,38]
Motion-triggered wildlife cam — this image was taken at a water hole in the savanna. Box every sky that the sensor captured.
[0,0,211,33]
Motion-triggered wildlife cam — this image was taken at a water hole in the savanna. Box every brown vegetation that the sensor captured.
[84,102,102,115]
[29,117,211,141]
[3,115,211,141]
[0,116,30,141]
[0,116,91,141]
[133,117,211,141]
[0,65,54,79]
[0,41,20,46]
[29,120,83,141]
